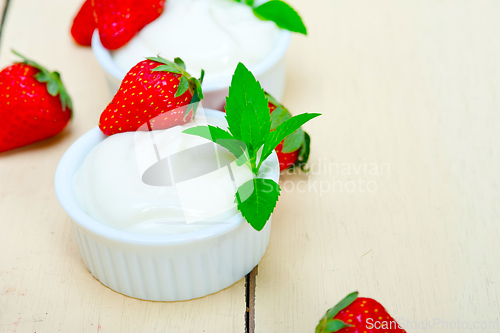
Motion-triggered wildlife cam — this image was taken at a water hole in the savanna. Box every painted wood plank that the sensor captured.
[255,0,500,332]
[0,0,7,32]
[0,0,246,332]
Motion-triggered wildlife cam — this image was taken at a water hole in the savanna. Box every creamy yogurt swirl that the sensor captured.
[72,112,257,235]
[112,0,281,85]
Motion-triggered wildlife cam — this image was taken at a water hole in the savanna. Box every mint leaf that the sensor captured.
[282,127,304,153]
[259,113,321,168]
[225,63,270,140]
[183,125,249,163]
[240,104,260,156]
[253,1,307,35]
[240,102,271,153]
[235,178,281,231]
[240,103,271,172]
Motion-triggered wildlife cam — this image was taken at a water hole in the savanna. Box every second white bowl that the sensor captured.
[91,30,291,110]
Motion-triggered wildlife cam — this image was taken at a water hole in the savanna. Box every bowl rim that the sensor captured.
[91,27,291,92]
[55,109,279,246]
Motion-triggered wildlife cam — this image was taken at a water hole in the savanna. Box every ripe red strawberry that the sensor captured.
[93,0,165,50]
[267,93,311,171]
[316,292,407,333]
[0,51,72,153]
[99,56,203,136]
[70,0,96,46]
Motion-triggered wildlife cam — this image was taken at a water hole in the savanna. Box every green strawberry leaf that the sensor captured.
[175,76,189,97]
[282,127,304,153]
[259,113,320,169]
[245,0,254,5]
[47,80,59,96]
[225,63,270,141]
[147,56,176,67]
[324,320,351,332]
[152,65,182,74]
[270,105,291,130]
[291,131,311,171]
[190,77,204,100]
[199,69,205,84]
[326,292,358,320]
[316,292,358,333]
[148,55,205,121]
[253,1,307,35]
[12,50,73,111]
[174,57,186,70]
[235,178,281,231]
[35,71,51,82]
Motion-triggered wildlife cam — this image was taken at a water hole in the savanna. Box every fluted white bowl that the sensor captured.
[91,30,291,110]
[55,109,279,301]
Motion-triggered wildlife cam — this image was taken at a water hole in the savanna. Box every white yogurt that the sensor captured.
[72,112,255,235]
[112,0,281,85]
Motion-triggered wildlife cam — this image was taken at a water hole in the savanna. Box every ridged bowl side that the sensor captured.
[70,218,271,301]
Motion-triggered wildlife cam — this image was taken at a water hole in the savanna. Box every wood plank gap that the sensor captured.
[245,265,258,333]
[0,0,11,45]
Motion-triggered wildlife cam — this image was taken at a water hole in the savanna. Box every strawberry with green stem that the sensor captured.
[71,0,96,46]
[0,51,72,153]
[99,56,203,136]
[92,0,166,50]
[267,93,311,171]
[316,292,407,333]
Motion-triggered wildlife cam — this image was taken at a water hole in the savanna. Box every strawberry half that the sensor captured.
[0,51,72,153]
[70,0,96,46]
[99,56,204,136]
[267,93,311,171]
[92,0,165,50]
[316,292,407,333]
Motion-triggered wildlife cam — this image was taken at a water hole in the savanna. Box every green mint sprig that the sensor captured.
[183,63,320,231]
[234,0,307,35]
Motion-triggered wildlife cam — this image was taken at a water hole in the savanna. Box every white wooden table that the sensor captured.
[1,0,499,332]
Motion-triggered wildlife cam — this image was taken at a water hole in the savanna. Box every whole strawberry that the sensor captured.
[93,0,165,50]
[99,56,203,136]
[71,0,96,46]
[267,93,311,171]
[316,292,407,333]
[0,51,72,153]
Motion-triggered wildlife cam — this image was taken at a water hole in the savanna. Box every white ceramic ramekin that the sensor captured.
[91,30,291,110]
[55,109,279,301]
